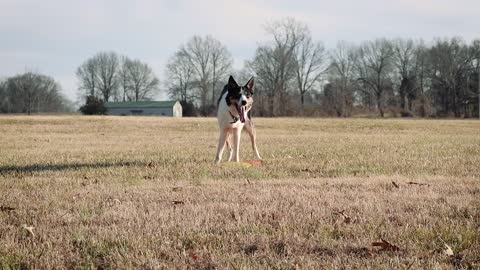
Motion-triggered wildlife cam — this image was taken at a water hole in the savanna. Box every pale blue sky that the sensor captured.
[1,0,478,101]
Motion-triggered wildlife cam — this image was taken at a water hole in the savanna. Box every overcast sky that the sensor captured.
[1,0,479,101]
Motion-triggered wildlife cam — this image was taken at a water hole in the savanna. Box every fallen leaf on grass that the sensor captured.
[243,244,258,255]
[146,161,156,169]
[81,178,99,186]
[371,238,401,252]
[0,205,15,212]
[443,243,454,257]
[188,250,199,261]
[21,224,34,237]
[172,200,185,205]
[392,181,400,188]
[436,235,455,257]
[172,187,183,192]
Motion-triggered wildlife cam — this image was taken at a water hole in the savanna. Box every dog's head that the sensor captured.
[225,76,255,123]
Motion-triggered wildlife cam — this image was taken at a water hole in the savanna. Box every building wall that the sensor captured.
[107,107,174,116]
[173,102,182,117]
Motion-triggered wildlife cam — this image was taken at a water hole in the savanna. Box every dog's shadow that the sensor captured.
[0,161,145,175]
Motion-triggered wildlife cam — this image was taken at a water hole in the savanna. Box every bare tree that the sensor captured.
[210,39,233,106]
[328,41,359,116]
[249,18,308,116]
[181,36,211,112]
[473,39,480,118]
[76,52,120,102]
[76,57,98,97]
[461,39,480,118]
[412,42,431,116]
[322,82,344,116]
[96,52,120,102]
[356,39,395,117]
[428,38,476,117]
[3,72,68,114]
[293,34,328,113]
[165,51,196,103]
[77,52,160,103]
[118,56,131,102]
[0,79,7,112]
[35,75,63,112]
[248,46,281,116]
[9,72,40,115]
[392,39,418,112]
[167,35,232,115]
[124,59,160,101]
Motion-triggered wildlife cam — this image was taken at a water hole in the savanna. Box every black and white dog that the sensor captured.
[214,76,262,163]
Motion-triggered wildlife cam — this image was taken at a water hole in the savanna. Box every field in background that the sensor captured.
[0,116,479,269]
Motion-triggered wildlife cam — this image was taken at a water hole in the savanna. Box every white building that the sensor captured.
[105,101,182,117]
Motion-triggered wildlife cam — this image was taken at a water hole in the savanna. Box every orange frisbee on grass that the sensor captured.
[242,160,263,166]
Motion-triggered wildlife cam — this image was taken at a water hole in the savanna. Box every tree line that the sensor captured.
[1,17,479,117]
[0,72,72,114]
[76,52,160,103]
[166,18,480,118]
[323,37,480,118]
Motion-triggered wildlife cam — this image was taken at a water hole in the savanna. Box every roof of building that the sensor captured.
[105,101,178,108]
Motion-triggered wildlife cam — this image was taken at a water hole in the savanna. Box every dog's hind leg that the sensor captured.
[215,130,228,164]
[245,120,262,160]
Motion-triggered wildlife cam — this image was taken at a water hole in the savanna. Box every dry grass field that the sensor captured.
[0,116,479,269]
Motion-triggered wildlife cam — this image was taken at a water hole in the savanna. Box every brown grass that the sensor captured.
[0,116,479,269]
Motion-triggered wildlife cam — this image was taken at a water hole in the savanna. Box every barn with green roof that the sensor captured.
[104,101,182,117]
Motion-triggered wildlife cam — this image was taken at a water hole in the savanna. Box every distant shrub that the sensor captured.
[400,110,414,117]
[180,101,198,117]
[79,95,107,115]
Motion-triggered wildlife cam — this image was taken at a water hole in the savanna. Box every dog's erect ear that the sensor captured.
[245,77,255,92]
[228,76,238,88]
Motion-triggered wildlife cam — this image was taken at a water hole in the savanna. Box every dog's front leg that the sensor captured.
[214,129,228,164]
[225,133,234,162]
[233,128,242,162]
[245,120,262,160]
